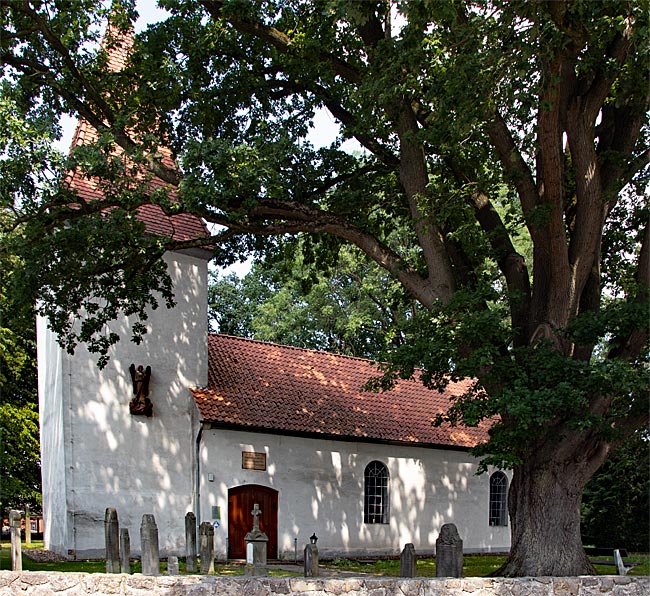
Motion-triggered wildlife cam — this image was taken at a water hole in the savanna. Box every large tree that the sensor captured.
[1,0,648,575]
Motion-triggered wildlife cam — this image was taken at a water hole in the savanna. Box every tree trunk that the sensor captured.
[500,456,597,576]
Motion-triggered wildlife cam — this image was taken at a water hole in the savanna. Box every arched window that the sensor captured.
[489,471,508,526]
[364,460,389,524]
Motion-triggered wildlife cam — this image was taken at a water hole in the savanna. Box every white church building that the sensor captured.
[37,32,510,559]
[37,233,511,561]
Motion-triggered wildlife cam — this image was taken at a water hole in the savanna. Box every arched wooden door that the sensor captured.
[228,484,278,559]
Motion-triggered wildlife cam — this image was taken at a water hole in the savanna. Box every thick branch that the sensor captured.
[532,56,572,333]
[598,96,650,204]
[396,103,455,302]
[581,25,634,124]
[488,112,539,235]
[469,191,531,346]
[198,197,439,307]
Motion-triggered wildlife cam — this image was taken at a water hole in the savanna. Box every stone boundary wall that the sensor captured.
[0,572,648,596]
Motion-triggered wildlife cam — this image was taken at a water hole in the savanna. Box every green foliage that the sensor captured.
[0,403,41,513]
[0,211,41,513]
[581,431,650,552]
[210,244,416,358]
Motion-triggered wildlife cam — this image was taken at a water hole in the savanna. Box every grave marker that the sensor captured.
[199,522,215,574]
[140,514,160,576]
[25,505,31,546]
[400,543,417,577]
[436,523,463,578]
[167,555,179,575]
[304,533,319,577]
[244,503,268,577]
[9,510,22,572]
[185,512,198,572]
[120,528,131,573]
[104,508,120,573]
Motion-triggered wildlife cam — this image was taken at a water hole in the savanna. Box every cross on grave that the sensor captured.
[251,503,262,532]
[245,503,268,576]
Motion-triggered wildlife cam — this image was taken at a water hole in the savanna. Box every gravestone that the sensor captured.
[304,533,319,577]
[199,522,215,574]
[167,555,179,575]
[9,510,22,572]
[436,523,463,577]
[245,503,268,577]
[120,528,131,573]
[140,514,160,576]
[104,508,120,573]
[185,512,197,572]
[400,543,417,577]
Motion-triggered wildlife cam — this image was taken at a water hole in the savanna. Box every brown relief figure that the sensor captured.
[129,364,153,416]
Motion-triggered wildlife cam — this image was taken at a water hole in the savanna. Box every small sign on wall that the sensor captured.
[242,451,266,471]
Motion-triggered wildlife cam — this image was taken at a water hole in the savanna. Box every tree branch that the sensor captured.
[395,102,455,302]
[469,191,531,346]
[198,0,363,84]
[487,112,539,235]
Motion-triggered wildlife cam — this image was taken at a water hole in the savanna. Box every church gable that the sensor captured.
[192,334,490,448]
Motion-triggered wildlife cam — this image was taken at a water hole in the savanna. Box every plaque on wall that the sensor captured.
[242,451,266,471]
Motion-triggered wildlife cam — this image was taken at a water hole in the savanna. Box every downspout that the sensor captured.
[195,422,204,538]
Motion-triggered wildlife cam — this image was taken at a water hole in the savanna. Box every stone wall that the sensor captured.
[1,572,648,596]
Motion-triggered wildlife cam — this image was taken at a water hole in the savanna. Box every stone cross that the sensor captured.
[400,543,417,577]
[435,523,463,578]
[251,503,262,532]
[244,503,268,577]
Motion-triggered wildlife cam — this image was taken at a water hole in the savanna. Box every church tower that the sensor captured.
[37,32,211,558]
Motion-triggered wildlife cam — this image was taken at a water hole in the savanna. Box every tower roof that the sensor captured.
[65,28,210,245]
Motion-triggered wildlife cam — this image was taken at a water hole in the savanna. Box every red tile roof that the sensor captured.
[191,334,490,449]
[65,28,209,244]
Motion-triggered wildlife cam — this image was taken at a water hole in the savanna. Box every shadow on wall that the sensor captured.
[202,429,509,559]
[46,252,208,557]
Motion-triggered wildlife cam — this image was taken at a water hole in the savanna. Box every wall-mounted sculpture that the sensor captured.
[129,364,153,417]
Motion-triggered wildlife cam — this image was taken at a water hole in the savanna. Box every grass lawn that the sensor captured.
[324,553,650,577]
[1,542,648,576]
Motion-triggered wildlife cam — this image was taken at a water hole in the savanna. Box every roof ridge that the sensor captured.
[209,333,381,366]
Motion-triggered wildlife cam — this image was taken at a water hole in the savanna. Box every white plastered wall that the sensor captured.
[37,250,208,558]
[199,429,511,560]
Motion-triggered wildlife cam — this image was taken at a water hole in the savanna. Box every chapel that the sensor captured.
[37,30,511,561]
[37,218,511,560]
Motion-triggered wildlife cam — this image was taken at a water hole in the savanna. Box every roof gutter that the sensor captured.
[200,420,477,452]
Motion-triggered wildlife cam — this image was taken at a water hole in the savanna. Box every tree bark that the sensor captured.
[501,451,600,576]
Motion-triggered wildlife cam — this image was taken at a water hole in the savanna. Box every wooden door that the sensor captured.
[228,484,278,559]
